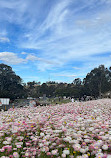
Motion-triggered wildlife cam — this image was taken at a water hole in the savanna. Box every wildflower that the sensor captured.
[13,152,19,158]
[40,132,44,136]
[63,149,70,155]
[80,148,86,154]
[95,152,104,158]
[102,144,108,150]
[0,148,5,152]
[46,152,51,156]
[3,141,9,144]
[62,153,66,157]
[73,144,81,151]
[16,145,22,148]
[82,154,88,158]
[25,152,30,157]
[51,149,58,155]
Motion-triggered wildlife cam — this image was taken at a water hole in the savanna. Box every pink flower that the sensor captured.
[51,149,58,155]
[13,152,19,158]
[46,152,51,156]
[0,148,5,152]
[33,150,36,156]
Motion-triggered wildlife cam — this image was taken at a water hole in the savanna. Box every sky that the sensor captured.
[0,0,111,83]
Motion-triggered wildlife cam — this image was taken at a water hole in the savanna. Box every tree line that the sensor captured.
[0,63,111,100]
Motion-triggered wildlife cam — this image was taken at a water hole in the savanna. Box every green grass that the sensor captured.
[48,98,71,105]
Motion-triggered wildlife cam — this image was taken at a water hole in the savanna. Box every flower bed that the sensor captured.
[0,99,111,158]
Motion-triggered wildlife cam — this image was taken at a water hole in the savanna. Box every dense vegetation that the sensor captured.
[0,63,111,99]
[0,99,111,157]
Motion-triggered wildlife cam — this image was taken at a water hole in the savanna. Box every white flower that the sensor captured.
[63,136,72,142]
[81,127,85,130]
[63,149,70,155]
[62,153,66,158]
[54,130,62,133]
[40,132,44,136]
[44,141,50,146]
[16,145,22,148]
[89,127,94,131]
[102,144,108,150]
[84,139,90,143]
[108,131,111,135]
[51,149,58,155]
[41,148,45,152]
[77,131,82,134]
[102,136,107,140]
[107,155,111,158]
[39,143,43,147]
[52,143,56,146]
[97,140,103,146]
[25,152,30,157]
[95,152,103,158]
[82,154,88,158]
[80,148,86,153]
[7,137,12,142]
[109,136,111,140]
[97,149,102,153]
[13,152,19,158]
[3,141,9,144]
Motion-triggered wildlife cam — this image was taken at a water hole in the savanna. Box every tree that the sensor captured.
[83,65,111,97]
[73,78,82,86]
[39,83,48,96]
[0,63,24,99]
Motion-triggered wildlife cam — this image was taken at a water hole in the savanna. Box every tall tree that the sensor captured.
[83,65,111,97]
[0,63,24,99]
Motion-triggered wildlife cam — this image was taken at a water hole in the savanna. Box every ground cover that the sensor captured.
[0,99,111,158]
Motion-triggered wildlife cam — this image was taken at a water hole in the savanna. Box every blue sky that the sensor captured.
[0,0,111,83]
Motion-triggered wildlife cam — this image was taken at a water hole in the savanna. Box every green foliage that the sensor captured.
[25,65,111,99]
[0,63,25,99]
[83,65,111,97]
[1,63,111,99]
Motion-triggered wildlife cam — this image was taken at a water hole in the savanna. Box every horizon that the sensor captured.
[0,0,111,83]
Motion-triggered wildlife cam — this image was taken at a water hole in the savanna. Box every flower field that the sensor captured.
[0,99,111,158]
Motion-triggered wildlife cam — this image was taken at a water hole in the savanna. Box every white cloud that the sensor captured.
[0,37,10,43]
[26,54,39,61]
[0,29,9,43]
[26,54,58,65]
[0,52,25,64]
[21,52,27,55]
[0,52,58,69]
[72,67,81,70]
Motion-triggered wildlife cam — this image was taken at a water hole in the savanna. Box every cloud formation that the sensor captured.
[0,37,10,43]
[0,52,25,64]
[0,52,57,67]
[0,0,111,82]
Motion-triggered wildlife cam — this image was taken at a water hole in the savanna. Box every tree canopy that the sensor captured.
[83,65,111,97]
[0,63,25,99]
[0,63,111,99]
